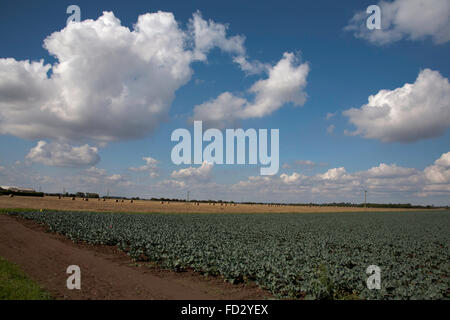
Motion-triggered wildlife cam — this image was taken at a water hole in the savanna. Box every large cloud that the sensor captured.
[191,52,309,128]
[343,69,450,143]
[0,11,194,142]
[345,0,450,45]
[26,141,100,167]
[0,11,268,143]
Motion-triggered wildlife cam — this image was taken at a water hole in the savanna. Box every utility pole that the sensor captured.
[364,190,367,208]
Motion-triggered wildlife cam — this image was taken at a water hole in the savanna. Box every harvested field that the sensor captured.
[0,195,434,214]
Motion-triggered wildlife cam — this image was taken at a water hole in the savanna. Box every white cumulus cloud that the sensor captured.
[318,167,350,181]
[343,69,450,143]
[364,163,418,178]
[232,152,450,203]
[26,141,100,167]
[191,52,309,128]
[280,172,305,184]
[80,167,132,188]
[0,10,270,143]
[424,152,450,183]
[345,0,450,45]
[0,11,194,142]
[129,156,159,178]
[171,161,213,183]
[189,11,268,75]
[189,11,245,59]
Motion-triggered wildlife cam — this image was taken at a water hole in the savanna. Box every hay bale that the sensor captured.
[115,199,119,203]
[9,194,14,198]
[72,197,75,200]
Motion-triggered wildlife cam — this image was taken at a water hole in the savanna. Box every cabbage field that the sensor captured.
[8,210,449,299]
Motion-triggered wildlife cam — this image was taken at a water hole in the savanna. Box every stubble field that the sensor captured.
[0,195,434,214]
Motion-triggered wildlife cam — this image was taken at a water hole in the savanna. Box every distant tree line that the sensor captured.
[239,202,440,209]
[1,188,44,197]
[150,197,235,204]
[149,198,444,209]
[44,192,140,200]
[44,192,100,198]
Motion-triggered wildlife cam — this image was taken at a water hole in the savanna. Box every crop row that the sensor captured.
[8,210,449,299]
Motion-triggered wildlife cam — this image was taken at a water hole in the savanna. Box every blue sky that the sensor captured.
[0,0,449,204]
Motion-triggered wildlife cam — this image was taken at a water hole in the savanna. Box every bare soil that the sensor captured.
[0,214,271,300]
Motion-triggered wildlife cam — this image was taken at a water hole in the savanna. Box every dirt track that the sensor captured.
[0,195,428,214]
[0,214,270,300]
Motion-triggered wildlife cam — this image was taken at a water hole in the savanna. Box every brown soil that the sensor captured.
[0,214,271,300]
[0,195,430,214]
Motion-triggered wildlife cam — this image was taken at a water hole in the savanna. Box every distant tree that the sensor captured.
[86,193,99,198]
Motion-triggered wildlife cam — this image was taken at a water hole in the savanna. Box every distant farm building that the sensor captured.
[1,186,36,193]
